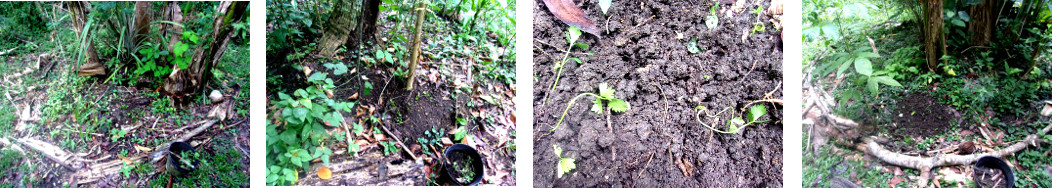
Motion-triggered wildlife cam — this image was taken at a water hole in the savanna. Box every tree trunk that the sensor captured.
[160,2,184,53]
[967,0,1000,46]
[131,2,153,46]
[922,0,945,71]
[68,1,106,77]
[317,0,382,57]
[162,1,247,102]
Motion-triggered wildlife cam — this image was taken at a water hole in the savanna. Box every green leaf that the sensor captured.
[323,63,348,75]
[591,98,603,114]
[292,107,309,122]
[598,83,615,98]
[278,92,292,101]
[836,58,852,76]
[854,56,873,76]
[746,105,766,123]
[174,42,190,56]
[706,15,719,29]
[569,57,583,64]
[951,19,965,27]
[353,122,364,134]
[608,98,629,113]
[454,126,467,141]
[574,43,590,50]
[866,77,880,95]
[558,158,576,178]
[729,117,745,126]
[299,98,312,109]
[184,31,199,44]
[282,168,296,183]
[687,39,700,54]
[553,144,563,157]
[308,73,328,83]
[567,26,582,44]
[872,76,902,87]
[599,0,611,14]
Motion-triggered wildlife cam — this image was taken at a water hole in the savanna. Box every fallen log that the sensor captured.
[859,122,1051,186]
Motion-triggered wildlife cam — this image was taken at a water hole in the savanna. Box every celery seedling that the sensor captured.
[694,104,767,134]
[543,26,590,105]
[550,83,629,132]
[554,144,575,178]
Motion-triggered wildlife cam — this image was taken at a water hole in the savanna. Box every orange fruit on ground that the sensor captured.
[318,167,332,180]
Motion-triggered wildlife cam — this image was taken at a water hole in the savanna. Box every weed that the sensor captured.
[266,72,354,185]
[382,141,398,156]
[706,3,719,29]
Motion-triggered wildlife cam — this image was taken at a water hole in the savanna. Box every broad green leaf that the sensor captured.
[299,98,312,109]
[599,0,611,14]
[867,78,879,95]
[292,107,309,121]
[746,105,767,123]
[855,52,880,58]
[570,57,583,65]
[567,26,582,44]
[558,158,576,178]
[308,73,328,83]
[872,76,902,87]
[278,92,292,101]
[184,31,199,44]
[283,168,296,183]
[174,42,189,56]
[574,43,590,50]
[687,39,700,53]
[837,58,852,76]
[951,19,965,27]
[454,126,467,141]
[730,117,745,126]
[323,63,348,75]
[958,11,970,21]
[608,98,629,113]
[854,56,873,76]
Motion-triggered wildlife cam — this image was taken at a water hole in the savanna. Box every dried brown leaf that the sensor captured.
[542,0,600,36]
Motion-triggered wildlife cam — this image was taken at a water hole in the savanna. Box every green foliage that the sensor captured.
[265,0,321,51]
[553,144,575,178]
[323,62,348,75]
[453,126,467,141]
[134,43,172,79]
[551,83,630,132]
[382,141,398,156]
[686,38,701,54]
[266,73,355,185]
[0,2,49,54]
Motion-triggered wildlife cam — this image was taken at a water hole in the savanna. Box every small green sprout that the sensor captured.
[554,145,576,178]
[706,3,719,29]
[544,26,590,104]
[599,0,612,14]
[695,104,768,134]
[551,83,630,132]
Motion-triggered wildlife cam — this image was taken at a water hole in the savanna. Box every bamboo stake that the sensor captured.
[405,1,425,90]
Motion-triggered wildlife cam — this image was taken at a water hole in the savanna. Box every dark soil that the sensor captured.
[974,166,1009,188]
[890,92,955,138]
[533,0,783,187]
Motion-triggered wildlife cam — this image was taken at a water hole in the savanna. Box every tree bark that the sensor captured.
[162,1,247,102]
[967,0,1000,47]
[131,2,152,46]
[922,0,945,71]
[68,1,106,76]
[317,0,381,57]
[160,2,184,53]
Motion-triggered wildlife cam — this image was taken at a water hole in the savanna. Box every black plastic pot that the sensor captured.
[973,156,1014,188]
[166,142,200,177]
[442,143,484,186]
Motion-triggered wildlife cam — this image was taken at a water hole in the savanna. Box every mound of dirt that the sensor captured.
[533,0,783,187]
[891,92,956,137]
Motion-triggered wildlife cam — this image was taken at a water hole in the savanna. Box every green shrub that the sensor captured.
[266,72,354,185]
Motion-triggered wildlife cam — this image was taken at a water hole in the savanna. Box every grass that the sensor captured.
[803,133,896,187]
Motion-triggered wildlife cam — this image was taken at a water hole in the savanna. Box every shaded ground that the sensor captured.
[891,92,955,138]
[0,44,250,187]
[533,0,783,187]
[266,3,517,186]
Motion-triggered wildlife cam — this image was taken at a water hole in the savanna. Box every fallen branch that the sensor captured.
[378,124,419,161]
[859,122,1051,186]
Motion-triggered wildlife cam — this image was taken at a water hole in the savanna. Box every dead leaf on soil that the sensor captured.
[134,145,153,153]
[318,167,332,180]
[441,137,453,146]
[888,177,905,187]
[541,0,599,36]
[348,93,359,100]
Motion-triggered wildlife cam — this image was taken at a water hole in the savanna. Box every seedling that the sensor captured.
[553,145,575,178]
[543,26,590,105]
[750,5,766,35]
[550,83,629,132]
[694,104,767,134]
[706,3,719,29]
[454,126,468,141]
